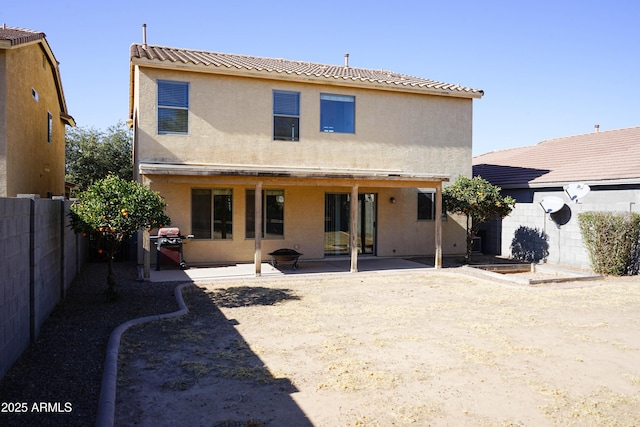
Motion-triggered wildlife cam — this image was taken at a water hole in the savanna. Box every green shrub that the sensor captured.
[578,212,640,276]
[69,175,171,298]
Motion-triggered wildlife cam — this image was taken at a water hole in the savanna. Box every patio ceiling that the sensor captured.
[138,162,449,188]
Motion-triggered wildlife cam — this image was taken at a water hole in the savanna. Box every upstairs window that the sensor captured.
[158,80,189,134]
[273,90,299,141]
[320,93,355,133]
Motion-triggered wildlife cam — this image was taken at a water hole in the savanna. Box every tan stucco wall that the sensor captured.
[1,43,66,197]
[134,66,472,181]
[134,65,475,263]
[146,178,468,264]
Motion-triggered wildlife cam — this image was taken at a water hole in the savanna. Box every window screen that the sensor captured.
[47,112,53,143]
[246,189,285,238]
[192,189,233,240]
[273,91,300,141]
[158,80,189,134]
[320,93,355,133]
[417,190,435,221]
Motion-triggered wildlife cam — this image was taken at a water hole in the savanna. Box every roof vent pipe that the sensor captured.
[142,23,147,49]
[344,53,349,67]
[594,124,599,133]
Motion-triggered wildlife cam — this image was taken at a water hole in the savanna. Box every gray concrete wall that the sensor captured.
[0,197,31,382]
[500,187,640,270]
[0,197,87,380]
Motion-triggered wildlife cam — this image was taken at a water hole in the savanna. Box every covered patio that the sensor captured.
[139,163,449,279]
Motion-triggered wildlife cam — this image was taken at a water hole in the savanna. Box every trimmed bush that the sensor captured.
[578,212,640,276]
[510,226,549,263]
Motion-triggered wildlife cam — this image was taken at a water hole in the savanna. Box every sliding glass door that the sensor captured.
[324,193,376,256]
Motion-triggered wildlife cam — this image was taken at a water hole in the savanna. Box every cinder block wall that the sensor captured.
[0,198,31,382]
[33,199,63,338]
[0,197,87,380]
[500,189,640,270]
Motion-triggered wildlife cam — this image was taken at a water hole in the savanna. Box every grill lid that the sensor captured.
[158,227,180,237]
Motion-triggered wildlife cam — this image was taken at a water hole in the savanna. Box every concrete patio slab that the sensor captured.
[148,257,433,283]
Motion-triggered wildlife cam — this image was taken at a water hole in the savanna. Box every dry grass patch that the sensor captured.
[117,272,640,426]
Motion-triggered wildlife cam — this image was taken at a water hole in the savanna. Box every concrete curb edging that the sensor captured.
[95,283,193,427]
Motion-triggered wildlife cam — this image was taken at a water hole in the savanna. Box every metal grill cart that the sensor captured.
[152,227,194,270]
[268,248,303,270]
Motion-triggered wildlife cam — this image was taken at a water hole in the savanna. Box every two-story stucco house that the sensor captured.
[0,25,75,198]
[129,42,483,274]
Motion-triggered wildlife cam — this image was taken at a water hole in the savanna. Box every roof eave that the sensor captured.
[38,38,74,125]
[60,112,76,127]
[497,177,640,189]
[138,162,449,183]
[130,56,483,99]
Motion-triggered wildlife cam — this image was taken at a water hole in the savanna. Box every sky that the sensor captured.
[3,0,639,156]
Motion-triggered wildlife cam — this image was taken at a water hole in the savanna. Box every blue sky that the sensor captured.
[4,0,639,155]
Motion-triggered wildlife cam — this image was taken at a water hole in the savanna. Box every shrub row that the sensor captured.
[578,212,640,276]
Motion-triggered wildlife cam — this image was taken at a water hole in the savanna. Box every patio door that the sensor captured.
[324,193,376,256]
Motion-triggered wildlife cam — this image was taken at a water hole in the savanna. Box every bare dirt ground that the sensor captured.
[116,270,640,426]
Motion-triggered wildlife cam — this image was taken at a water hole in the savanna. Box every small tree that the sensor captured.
[443,176,516,261]
[65,122,133,194]
[69,175,171,299]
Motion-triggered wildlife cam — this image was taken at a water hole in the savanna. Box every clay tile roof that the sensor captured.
[0,24,74,125]
[130,44,483,98]
[0,25,45,46]
[473,126,640,187]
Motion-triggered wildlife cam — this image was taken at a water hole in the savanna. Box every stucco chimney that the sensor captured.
[344,53,349,67]
[594,124,600,133]
[142,23,147,49]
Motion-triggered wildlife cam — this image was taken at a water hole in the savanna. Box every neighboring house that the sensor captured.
[0,25,75,198]
[129,43,483,273]
[473,126,640,270]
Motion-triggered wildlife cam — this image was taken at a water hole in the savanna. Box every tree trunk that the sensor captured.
[465,214,473,262]
[105,236,121,301]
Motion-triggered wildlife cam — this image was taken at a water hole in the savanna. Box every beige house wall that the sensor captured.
[133,64,474,264]
[1,43,66,197]
[134,67,472,180]
[144,178,466,265]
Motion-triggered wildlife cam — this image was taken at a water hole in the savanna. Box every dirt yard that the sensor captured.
[116,270,640,426]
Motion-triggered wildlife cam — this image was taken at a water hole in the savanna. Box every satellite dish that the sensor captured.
[565,183,590,203]
[540,196,565,213]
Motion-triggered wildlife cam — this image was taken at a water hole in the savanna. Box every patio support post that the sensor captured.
[435,184,443,269]
[143,229,151,279]
[254,181,263,277]
[350,184,358,273]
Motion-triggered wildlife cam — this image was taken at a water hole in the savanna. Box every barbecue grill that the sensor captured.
[152,227,193,270]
